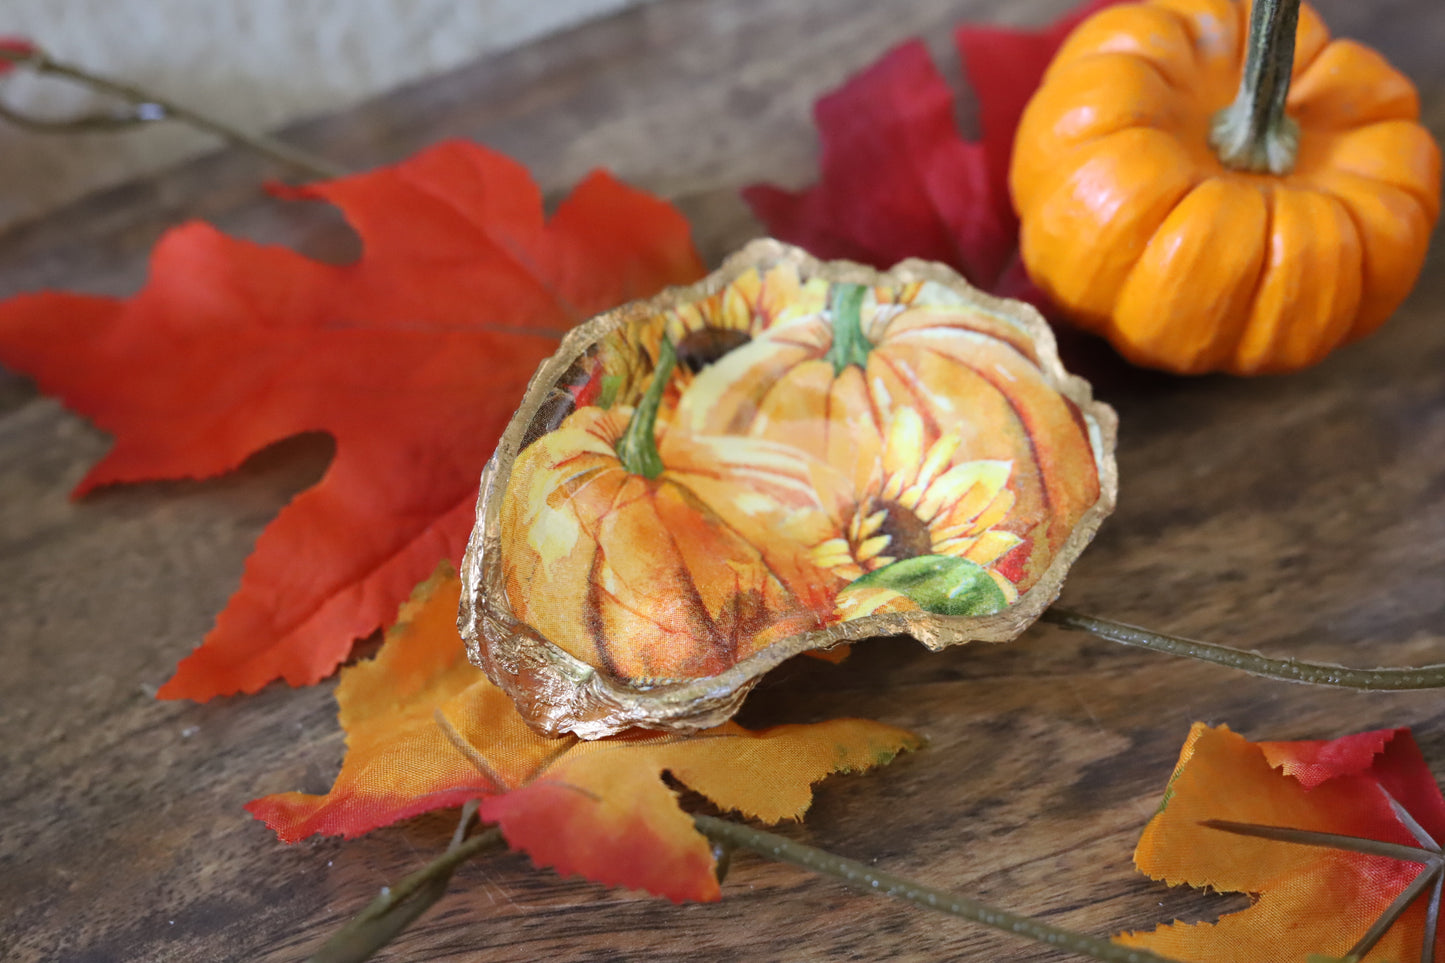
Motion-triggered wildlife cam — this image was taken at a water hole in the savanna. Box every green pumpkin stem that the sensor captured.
[1210,0,1301,175]
[615,336,677,478]
[825,283,871,376]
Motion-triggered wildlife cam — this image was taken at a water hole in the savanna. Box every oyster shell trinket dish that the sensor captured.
[460,240,1118,738]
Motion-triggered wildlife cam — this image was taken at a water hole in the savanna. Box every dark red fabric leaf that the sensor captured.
[743,0,1123,305]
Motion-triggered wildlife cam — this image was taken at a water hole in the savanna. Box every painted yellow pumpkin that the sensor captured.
[676,283,1101,593]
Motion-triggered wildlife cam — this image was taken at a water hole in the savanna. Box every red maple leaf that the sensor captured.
[742,0,1123,306]
[0,140,704,700]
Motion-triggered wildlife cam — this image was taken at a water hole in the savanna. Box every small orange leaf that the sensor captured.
[248,566,921,902]
[1117,723,1445,963]
[244,565,517,842]
[476,717,921,901]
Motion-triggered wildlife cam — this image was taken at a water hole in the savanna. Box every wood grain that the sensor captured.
[3,0,1444,960]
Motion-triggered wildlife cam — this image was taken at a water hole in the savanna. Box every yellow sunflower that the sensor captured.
[805,408,1026,620]
[656,265,828,377]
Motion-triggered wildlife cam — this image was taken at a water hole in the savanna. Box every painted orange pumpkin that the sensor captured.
[1010,0,1442,374]
[497,342,835,682]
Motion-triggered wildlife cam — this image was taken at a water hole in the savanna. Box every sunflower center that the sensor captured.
[875,500,933,561]
[674,327,752,373]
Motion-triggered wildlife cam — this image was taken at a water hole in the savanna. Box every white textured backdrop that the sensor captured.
[0,0,648,231]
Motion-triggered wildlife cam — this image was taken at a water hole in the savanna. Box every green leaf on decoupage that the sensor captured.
[841,555,1008,616]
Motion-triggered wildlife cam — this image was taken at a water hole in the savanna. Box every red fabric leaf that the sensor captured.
[743,0,1123,305]
[1258,727,1397,789]
[476,767,719,903]
[0,141,704,700]
[0,37,36,72]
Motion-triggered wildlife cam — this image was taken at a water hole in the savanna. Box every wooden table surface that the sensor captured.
[4,1,1445,960]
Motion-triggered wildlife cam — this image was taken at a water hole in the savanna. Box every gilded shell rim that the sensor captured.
[459,239,1119,739]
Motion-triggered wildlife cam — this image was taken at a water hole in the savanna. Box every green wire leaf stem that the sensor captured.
[1043,608,1445,690]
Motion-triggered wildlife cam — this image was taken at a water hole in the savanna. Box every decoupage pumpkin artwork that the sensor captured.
[492,349,837,683]
[673,276,1103,596]
[460,241,1117,737]
[1010,0,1443,375]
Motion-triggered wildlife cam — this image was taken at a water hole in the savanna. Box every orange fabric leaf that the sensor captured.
[243,566,498,840]
[247,567,921,902]
[476,717,922,901]
[1117,723,1445,962]
[0,141,704,700]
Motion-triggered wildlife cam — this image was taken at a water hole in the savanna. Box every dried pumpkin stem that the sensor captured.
[1042,607,1445,690]
[1209,0,1301,174]
[0,45,346,180]
[825,283,871,375]
[615,336,677,478]
[693,815,1183,963]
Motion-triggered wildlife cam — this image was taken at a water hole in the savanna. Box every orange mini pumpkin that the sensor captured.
[1010,0,1442,374]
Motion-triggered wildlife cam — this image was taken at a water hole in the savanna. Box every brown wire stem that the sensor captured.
[692,815,1183,963]
[1042,608,1445,690]
[308,805,1187,963]
[1205,785,1444,963]
[302,602,1445,962]
[0,45,345,179]
[306,801,503,963]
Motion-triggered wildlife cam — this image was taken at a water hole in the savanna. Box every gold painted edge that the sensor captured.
[458,239,1120,739]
